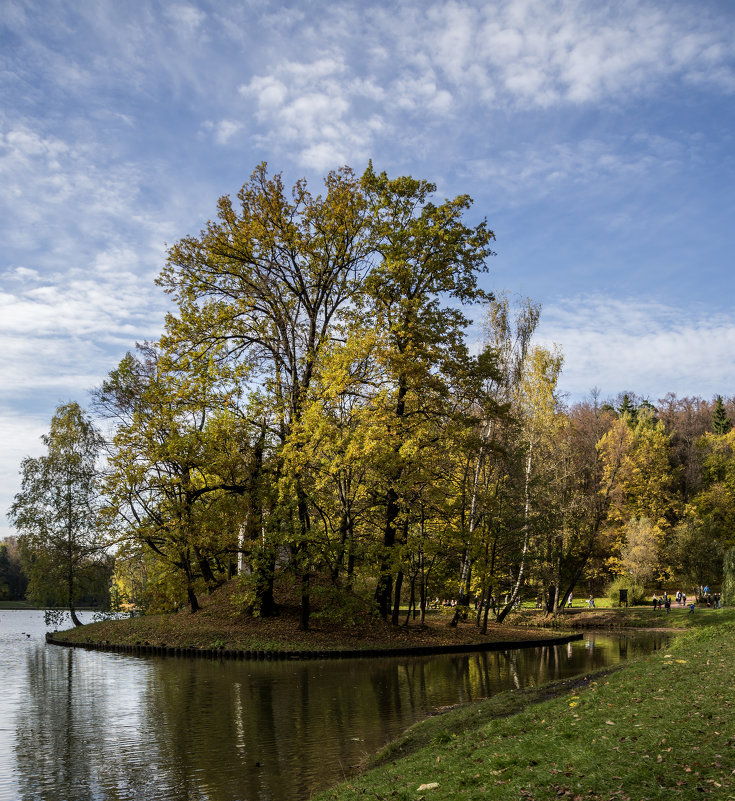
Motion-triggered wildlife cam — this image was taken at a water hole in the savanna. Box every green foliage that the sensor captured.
[605,575,646,606]
[712,395,732,435]
[8,403,108,625]
[670,516,723,589]
[598,411,680,580]
[97,344,251,613]
[309,582,373,627]
[617,393,638,426]
[693,430,735,547]
[723,547,735,606]
[620,517,659,584]
[0,542,25,601]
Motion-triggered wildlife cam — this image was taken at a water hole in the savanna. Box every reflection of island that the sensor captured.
[14,634,666,800]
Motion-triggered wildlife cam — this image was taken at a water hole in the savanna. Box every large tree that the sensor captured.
[158,163,372,629]
[157,163,496,626]
[9,403,106,626]
[355,166,496,621]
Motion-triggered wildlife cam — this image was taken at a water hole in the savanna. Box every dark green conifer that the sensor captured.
[617,393,638,426]
[712,395,732,435]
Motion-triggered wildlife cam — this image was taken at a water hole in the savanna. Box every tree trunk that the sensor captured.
[496,441,534,624]
[375,486,398,621]
[256,551,278,617]
[391,569,404,626]
[297,485,311,631]
[453,450,485,622]
[404,576,416,626]
[481,588,492,635]
[390,518,408,625]
[182,553,199,613]
[187,585,200,613]
[299,571,310,631]
[419,553,426,625]
[194,545,218,591]
[375,379,407,620]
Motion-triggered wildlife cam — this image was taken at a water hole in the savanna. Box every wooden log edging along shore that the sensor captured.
[45,631,583,660]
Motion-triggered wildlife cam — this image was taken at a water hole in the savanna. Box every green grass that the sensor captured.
[511,605,735,632]
[314,617,735,800]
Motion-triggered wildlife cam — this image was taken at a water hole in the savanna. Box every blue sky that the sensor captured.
[2,0,735,535]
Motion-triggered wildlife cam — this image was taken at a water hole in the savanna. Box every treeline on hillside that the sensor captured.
[9,164,734,628]
[0,538,27,601]
[0,534,110,609]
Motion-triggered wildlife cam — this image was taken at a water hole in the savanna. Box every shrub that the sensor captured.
[605,576,646,607]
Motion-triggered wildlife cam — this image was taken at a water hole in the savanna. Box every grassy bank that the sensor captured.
[513,604,733,631]
[315,612,735,800]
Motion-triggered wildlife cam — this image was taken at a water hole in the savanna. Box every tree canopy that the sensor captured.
[10,164,732,623]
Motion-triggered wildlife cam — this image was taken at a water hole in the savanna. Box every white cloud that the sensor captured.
[165,4,206,38]
[0,263,165,403]
[7,267,40,282]
[207,119,243,145]
[536,295,735,402]
[460,132,694,207]
[467,1,735,108]
[0,122,157,262]
[240,56,383,169]
[0,407,49,538]
[229,0,735,170]
[246,76,289,111]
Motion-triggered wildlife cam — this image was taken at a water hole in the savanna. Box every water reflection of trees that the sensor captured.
[14,634,667,800]
[15,647,156,801]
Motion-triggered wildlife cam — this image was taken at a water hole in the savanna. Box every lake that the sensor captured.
[0,610,666,801]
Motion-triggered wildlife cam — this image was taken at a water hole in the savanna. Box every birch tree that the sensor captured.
[9,403,106,626]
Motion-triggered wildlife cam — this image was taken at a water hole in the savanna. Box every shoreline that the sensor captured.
[313,615,735,799]
[45,629,583,660]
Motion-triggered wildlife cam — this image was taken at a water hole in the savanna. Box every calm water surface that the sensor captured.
[0,610,666,801]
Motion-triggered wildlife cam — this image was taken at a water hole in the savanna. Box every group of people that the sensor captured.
[701,591,723,608]
[652,590,687,612]
[652,587,723,612]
